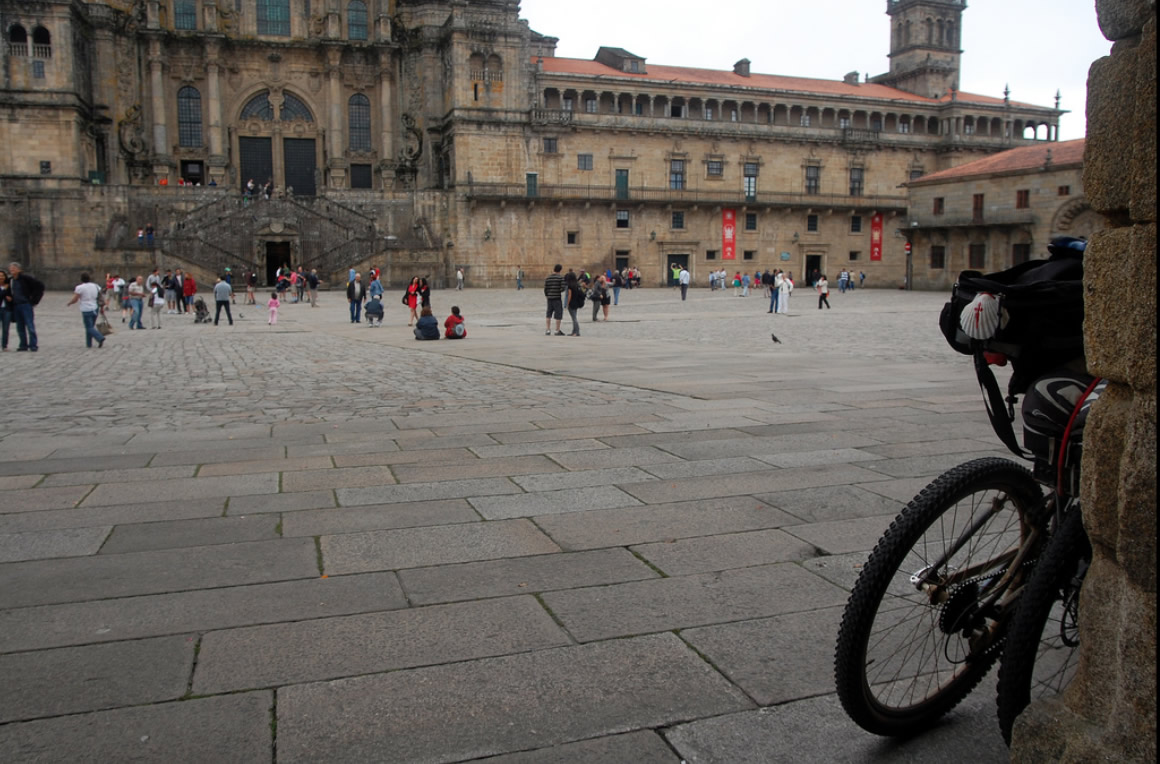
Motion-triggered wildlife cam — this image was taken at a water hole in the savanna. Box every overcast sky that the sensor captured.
[518,0,1109,140]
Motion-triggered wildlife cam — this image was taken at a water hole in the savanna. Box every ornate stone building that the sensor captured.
[1,0,1065,287]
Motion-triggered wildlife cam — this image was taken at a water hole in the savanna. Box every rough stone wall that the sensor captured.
[1011,1,1157,761]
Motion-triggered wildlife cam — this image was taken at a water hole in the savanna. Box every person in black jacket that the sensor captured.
[7,262,44,352]
[347,273,366,323]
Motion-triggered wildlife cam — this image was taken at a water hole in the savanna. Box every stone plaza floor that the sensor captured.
[0,284,1019,762]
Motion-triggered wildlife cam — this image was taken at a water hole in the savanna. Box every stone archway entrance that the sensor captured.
[265,241,291,285]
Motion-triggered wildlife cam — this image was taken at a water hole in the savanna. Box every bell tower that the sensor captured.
[875,0,966,98]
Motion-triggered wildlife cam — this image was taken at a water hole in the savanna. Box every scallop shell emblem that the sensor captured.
[959,292,1007,340]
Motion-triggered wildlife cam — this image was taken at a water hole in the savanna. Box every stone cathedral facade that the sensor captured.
[1,0,1066,288]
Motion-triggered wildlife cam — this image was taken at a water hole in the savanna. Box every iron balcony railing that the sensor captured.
[909,209,1036,229]
[463,181,908,210]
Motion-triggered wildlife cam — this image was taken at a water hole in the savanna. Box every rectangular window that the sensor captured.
[577,153,593,171]
[40,161,51,175]
[909,169,924,181]
[805,165,820,195]
[850,215,862,233]
[743,250,755,261]
[705,107,714,120]
[800,114,811,127]
[964,123,975,135]
[706,250,718,260]
[585,98,597,113]
[175,1,198,31]
[969,243,987,269]
[743,162,759,201]
[669,159,686,190]
[567,231,579,245]
[348,1,368,40]
[32,60,45,79]
[633,102,643,115]
[1015,189,1031,209]
[671,104,683,118]
[525,173,538,198]
[899,121,911,133]
[839,116,851,129]
[745,213,758,231]
[849,251,860,261]
[616,209,630,228]
[671,211,685,229]
[543,137,558,154]
[350,163,373,189]
[849,167,864,196]
[730,108,739,122]
[1058,185,1071,196]
[706,160,723,177]
[972,193,985,222]
[806,214,819,232]
[257,0,291,36]
[930,245,946,269]
[1012,243,1032,265]
[933,197,945,215]
[871,118,883,131]
[615,168,630,200]
[562,97,573,111]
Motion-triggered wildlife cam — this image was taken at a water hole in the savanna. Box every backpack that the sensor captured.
[571,285,586,309]
[938,238,1087,458]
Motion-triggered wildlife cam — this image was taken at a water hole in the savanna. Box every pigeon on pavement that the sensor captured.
[771,333,782,344]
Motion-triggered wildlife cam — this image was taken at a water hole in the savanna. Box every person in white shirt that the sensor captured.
[66,273,106,348]
[817,275,831,309]
[679,266,691,301]
[776,270,793,314]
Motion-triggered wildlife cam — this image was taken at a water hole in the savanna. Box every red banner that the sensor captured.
[870,213,884,261]
[722,209,736,260]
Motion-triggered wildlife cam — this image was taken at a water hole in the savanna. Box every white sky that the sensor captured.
[518,0,1110,140]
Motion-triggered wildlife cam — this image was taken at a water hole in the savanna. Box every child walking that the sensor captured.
[267,291,280,325]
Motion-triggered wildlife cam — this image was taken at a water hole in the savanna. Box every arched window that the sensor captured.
[348,94,371,151]
[7,24,27,56]
[31,27,52,58]
[348,1,368,41]
[280,92,313,122]
[175,1,198,31]
[241,91,275,120]
[177,86,203,147]
[257,0,291,36]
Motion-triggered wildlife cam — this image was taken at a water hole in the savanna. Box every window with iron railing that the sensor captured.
[849,167,864,196]
[669,159,686,190]
[805,165,820,195]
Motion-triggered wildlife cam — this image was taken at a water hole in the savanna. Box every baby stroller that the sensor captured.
[193,297,211,324]
[364,295,384,327]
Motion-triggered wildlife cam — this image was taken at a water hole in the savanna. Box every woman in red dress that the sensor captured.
[405,277,420,326]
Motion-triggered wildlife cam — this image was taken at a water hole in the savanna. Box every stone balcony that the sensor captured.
[908,209,1037,229]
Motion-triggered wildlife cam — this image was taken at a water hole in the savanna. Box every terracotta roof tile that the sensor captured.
[909,139,1086,184]
[938,91,1049,110]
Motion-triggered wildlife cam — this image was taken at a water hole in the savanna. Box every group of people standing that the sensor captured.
[0,263,45,352]
[543,265,617,336]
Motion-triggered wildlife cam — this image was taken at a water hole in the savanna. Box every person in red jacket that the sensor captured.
[183,274,197,313]
[444,306,466,339]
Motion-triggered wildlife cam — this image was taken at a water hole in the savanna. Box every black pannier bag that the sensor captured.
[938,237,1088,460]
[1021,370,1107,494]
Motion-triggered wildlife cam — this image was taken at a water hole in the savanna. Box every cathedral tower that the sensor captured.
[875,0,966,98]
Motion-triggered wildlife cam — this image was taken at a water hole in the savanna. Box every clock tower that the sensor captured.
[874,0,967,98]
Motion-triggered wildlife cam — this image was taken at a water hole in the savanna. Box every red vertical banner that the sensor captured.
[722,209,737,260]
[870,213,884,261]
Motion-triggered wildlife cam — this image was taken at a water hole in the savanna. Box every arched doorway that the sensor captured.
[235,89,320,196]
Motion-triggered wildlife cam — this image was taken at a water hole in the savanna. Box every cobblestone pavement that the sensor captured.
[0,285,1019,762]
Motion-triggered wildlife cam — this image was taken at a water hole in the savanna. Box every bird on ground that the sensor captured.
[771,332,782,344]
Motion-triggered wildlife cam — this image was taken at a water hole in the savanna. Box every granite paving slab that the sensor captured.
[0,692,273,764]
[755,448,885,469]
[858,450,1011,479]
[541,563,848,642]
[0,526,111,563]
[595,428,753,449]
[801,552,876,593]
[857,475,941,503]
[336,477,521,507]
[82,473,279,506]
[196,456,334,477]
[657,432,882,461]
[38,465,197,488]
[468,485,643,520]
[545,446,681,470]
[0,475,45,491]
[193,596,569,694]
[331,447,476,469]
[534,497,797,551]
[680,607,845,705]
[276,633,752,764]
[147,444,286,467]
[0,500,226,534]
[281,465,398,493]
[640,457,773,480]
[664,690,1007,764]
[475,731,679,763]
[491,424,647,444]
[469,439,610,459]
[0,537,318,608]
[226,489,336,515]
[398,548,659,605]
[630,528,818,576]
[280,499,480,537]
[99,515,280,555]
[755,484,904,524]
[321,519,561,574]
[511,466,657,492]
[784,515,901,556]
[621,463,887,505]
[0,572,406,652]
[0,485,94,514]
[392,455,562,484]
[0,635,195,723]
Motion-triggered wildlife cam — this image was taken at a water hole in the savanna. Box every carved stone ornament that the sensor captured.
[118,103,148,159]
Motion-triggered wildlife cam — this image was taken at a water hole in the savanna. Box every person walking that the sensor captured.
[544,264,565,336]
[127,276,146,330]
[776,270,793,314]
[817,274,831,309]
[741,272,751,297]
[768,270,780,313]
[404,276,420,326]
[307,269,320,307]
[148,281,164,328]
[67,273,106,348]
[611,269,623,305]
[0,270,12,351]
[267,291,280,325]
[212,277,234,326]
[456,267,464,290]
[565,269,584,336]
[347,273,366,323]
[183,273,197,313]
[590,276,606,322]
[294,266,306,305]
[516,265,525,290]
[368,271,384,310]
[8,262,45,351]
[418,278,432,311]
[679,265,691,301]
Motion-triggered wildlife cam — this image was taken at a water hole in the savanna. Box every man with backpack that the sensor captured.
[7,262,45,352]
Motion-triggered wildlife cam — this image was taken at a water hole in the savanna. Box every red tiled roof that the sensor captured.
[909,139,1086,184]
[538,57,941,104]
[938,91,1049,110]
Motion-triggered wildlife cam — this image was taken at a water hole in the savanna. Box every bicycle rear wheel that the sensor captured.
[835,457,1043,736]
[996,505,1089,745]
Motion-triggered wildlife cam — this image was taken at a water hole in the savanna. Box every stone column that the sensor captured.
[1010,1,1156,762]
[147,37,172,182]
[326,46,348,188]
[205,43,228,186]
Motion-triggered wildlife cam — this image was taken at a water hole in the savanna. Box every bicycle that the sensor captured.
[833,237,1098,741]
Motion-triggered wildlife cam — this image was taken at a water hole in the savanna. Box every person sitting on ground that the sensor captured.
[414,306,440,340]
[364,295,385,327]
[444,306,466,339]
